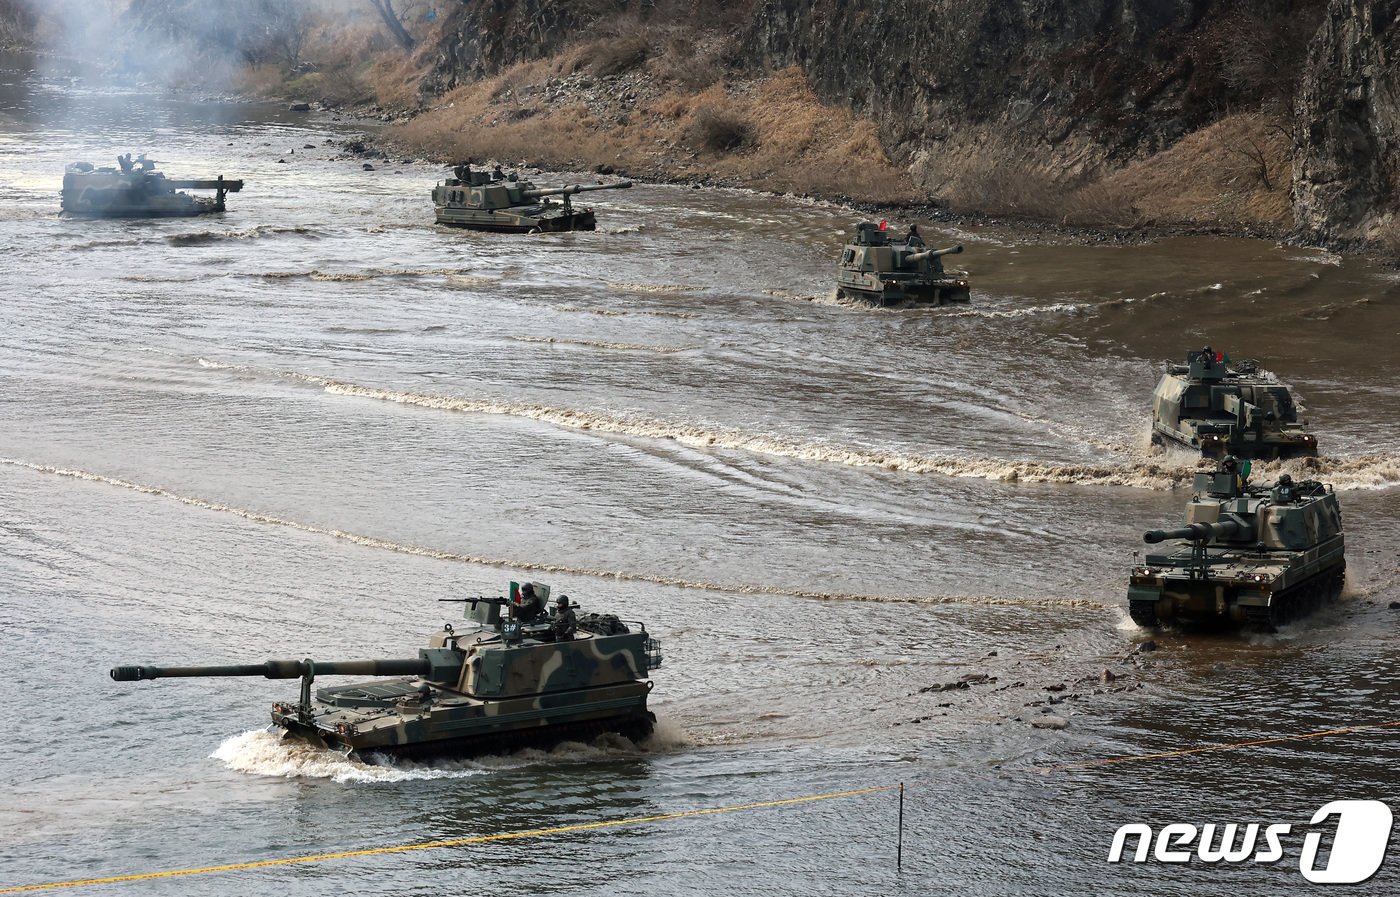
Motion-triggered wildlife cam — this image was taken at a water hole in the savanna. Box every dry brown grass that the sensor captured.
[685,105,755,153]
[392,65,914,203]
[1090,112,1293,228]
[587,33,651,77]
[933,111,1292,230]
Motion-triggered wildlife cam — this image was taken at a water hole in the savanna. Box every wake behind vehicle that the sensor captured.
[1150,349,1318,459]
[1128,458,1344,630]
[61,153,243,218]
[433,164,632,232]
[835,222,969,307]
[111,582,662,761]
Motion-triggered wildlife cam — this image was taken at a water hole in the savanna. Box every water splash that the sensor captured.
[212,728,661,782]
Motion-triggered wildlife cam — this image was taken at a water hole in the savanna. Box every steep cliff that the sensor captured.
[417,0,1352,234]
[745,1,1321,205]
[1292,0,1400,243]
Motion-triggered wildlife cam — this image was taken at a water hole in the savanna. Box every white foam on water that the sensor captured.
[192,359,1204,489]
[942,301,1092,319]
[211,729,488,783]
[257,267,475,282]
[605,281,696,294]
[0,457,1117,608]
[510,335,690,354]
[211,729,661,782]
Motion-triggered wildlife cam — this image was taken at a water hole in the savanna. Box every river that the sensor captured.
[1,51,1398,895]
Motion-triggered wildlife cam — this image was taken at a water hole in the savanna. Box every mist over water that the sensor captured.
[1,51,1398,895]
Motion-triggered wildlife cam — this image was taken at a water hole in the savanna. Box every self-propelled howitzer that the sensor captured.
[1150,349,1318,459]
[110,583,662,762]
[61,154,243,218]
[835,222,970,307]
[432,164,633,233]
[1128,462,1344,630]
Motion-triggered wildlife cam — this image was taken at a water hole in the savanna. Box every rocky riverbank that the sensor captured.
[14,0,1400,252]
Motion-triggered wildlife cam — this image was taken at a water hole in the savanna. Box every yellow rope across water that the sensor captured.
[4,718,1398,891]
[0,786,898,893]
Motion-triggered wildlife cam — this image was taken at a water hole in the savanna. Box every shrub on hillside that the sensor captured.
[590,33,649,76]
[687,106,755,153]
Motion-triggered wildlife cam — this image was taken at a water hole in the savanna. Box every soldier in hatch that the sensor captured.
[514,582,545,622]
[551,594,577,641]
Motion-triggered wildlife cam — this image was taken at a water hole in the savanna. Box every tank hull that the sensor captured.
[271,678,654,762]
[60,194,225,218]
[835,273,971,307]
[434,207,597,233]
[1150,424,1319,460]
[1128,549,1345,630]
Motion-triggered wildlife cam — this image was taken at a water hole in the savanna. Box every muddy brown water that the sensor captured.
[1,52,1398,894]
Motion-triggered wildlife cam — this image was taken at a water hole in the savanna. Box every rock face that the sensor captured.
[743,0,1331,206]
[1292,0,1400,242]
[424,0,626,95]
[419,1,1400,240]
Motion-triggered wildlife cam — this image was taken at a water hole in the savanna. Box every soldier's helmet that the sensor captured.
[556,594,569,607]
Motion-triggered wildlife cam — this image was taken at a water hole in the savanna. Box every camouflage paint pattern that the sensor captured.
[1150,351,1319,459]
[835,222,970,307]
[432,166,632,233]
[111,586,660,762]
[1128,465,1345,630]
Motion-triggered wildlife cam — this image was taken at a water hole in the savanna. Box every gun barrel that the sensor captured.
[110,658,429,682]
[521,181,633,199]
[1143,519,1243,544]
[905,244,963,263]
[164,178,244,192]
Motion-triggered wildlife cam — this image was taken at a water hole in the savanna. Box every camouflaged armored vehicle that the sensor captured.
[433,164,632,232]
[1151,348,1317,459]
[836,222,969,307]
[1128,458,1344,630]
[111,582,662,761]
[61,154,243,218]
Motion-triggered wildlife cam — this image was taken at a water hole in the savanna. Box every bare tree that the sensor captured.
[368,0,415,50]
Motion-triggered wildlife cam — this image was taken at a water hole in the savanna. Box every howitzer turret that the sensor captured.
[1127,460,1344,631]
[432,166,632,233]
[109,582,662,762]
[835,223,971,307]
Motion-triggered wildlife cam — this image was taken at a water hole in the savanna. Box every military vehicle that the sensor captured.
[835,222,969,307]
[60,154,243,218]
[111,582,662,761]
[1128,458,1344,630]
[1150,349,1318,459]
[432,164,632,232]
